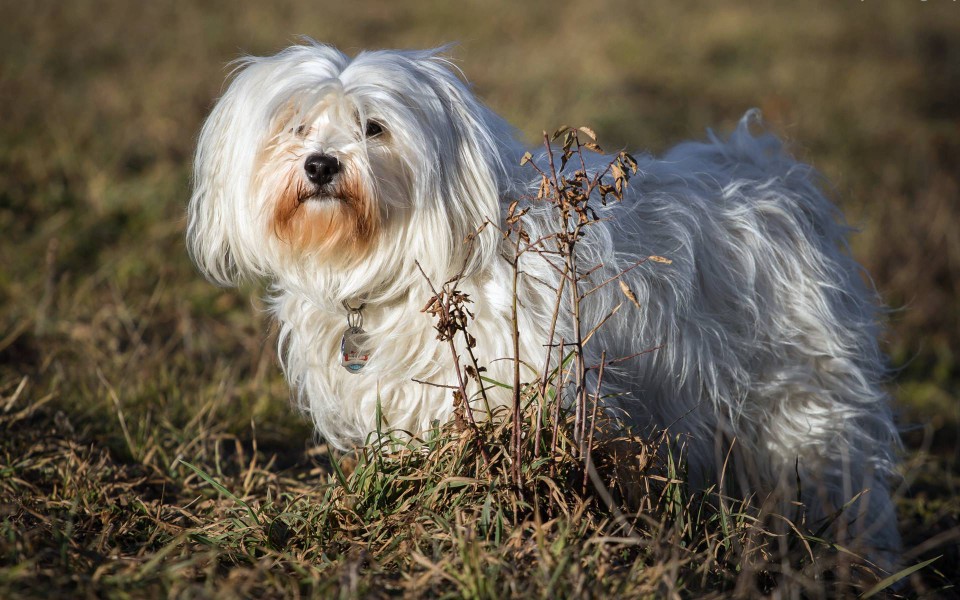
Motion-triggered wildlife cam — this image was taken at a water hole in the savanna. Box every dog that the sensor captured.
[187,41,901,565]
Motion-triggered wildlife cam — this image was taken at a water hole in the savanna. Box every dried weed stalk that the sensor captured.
[420,127,648,496]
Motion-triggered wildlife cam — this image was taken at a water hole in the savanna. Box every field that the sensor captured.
[1,0,958,597]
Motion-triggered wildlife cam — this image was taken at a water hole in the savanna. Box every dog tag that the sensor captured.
[340,326,370,373]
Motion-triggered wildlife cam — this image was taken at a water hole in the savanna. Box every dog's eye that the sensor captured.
[365,120,384,138]
[295,124,307,136]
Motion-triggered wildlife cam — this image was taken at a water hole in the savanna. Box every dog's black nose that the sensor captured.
[304,154,340,186]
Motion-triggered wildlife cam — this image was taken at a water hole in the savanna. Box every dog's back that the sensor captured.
[524,111,901,561]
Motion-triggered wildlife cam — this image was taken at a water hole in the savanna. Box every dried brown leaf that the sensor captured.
[583,142,603,153]
[552,127,571,141]
[619,279,641,309]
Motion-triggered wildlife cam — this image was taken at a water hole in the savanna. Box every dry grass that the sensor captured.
[0,385,923,598]
[1,0,958,597]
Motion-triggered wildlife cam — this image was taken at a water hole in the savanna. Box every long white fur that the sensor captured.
[187,41,901,563]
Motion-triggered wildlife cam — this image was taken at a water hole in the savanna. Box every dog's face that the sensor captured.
[257,85,397,263]
[188,42,519,294]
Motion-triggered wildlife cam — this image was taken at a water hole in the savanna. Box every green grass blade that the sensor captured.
[179,459,261,526]
[860,556,941,599]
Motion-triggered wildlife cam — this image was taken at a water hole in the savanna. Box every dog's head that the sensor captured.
[188,41,519,296]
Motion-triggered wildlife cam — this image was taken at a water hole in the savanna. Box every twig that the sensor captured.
[583,350,606,492]
[414,260,492,470]
[510,227,523,488]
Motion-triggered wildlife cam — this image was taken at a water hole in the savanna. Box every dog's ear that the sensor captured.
[187,58,277,287]
[413,53,523,279]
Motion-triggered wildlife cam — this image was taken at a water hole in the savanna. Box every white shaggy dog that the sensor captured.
[187,41,901,563]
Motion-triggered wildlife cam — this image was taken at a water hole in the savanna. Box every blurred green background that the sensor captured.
[1,0,957,514]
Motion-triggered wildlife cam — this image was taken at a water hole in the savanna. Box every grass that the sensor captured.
[1,0,959,597]
[0,389,924,598]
